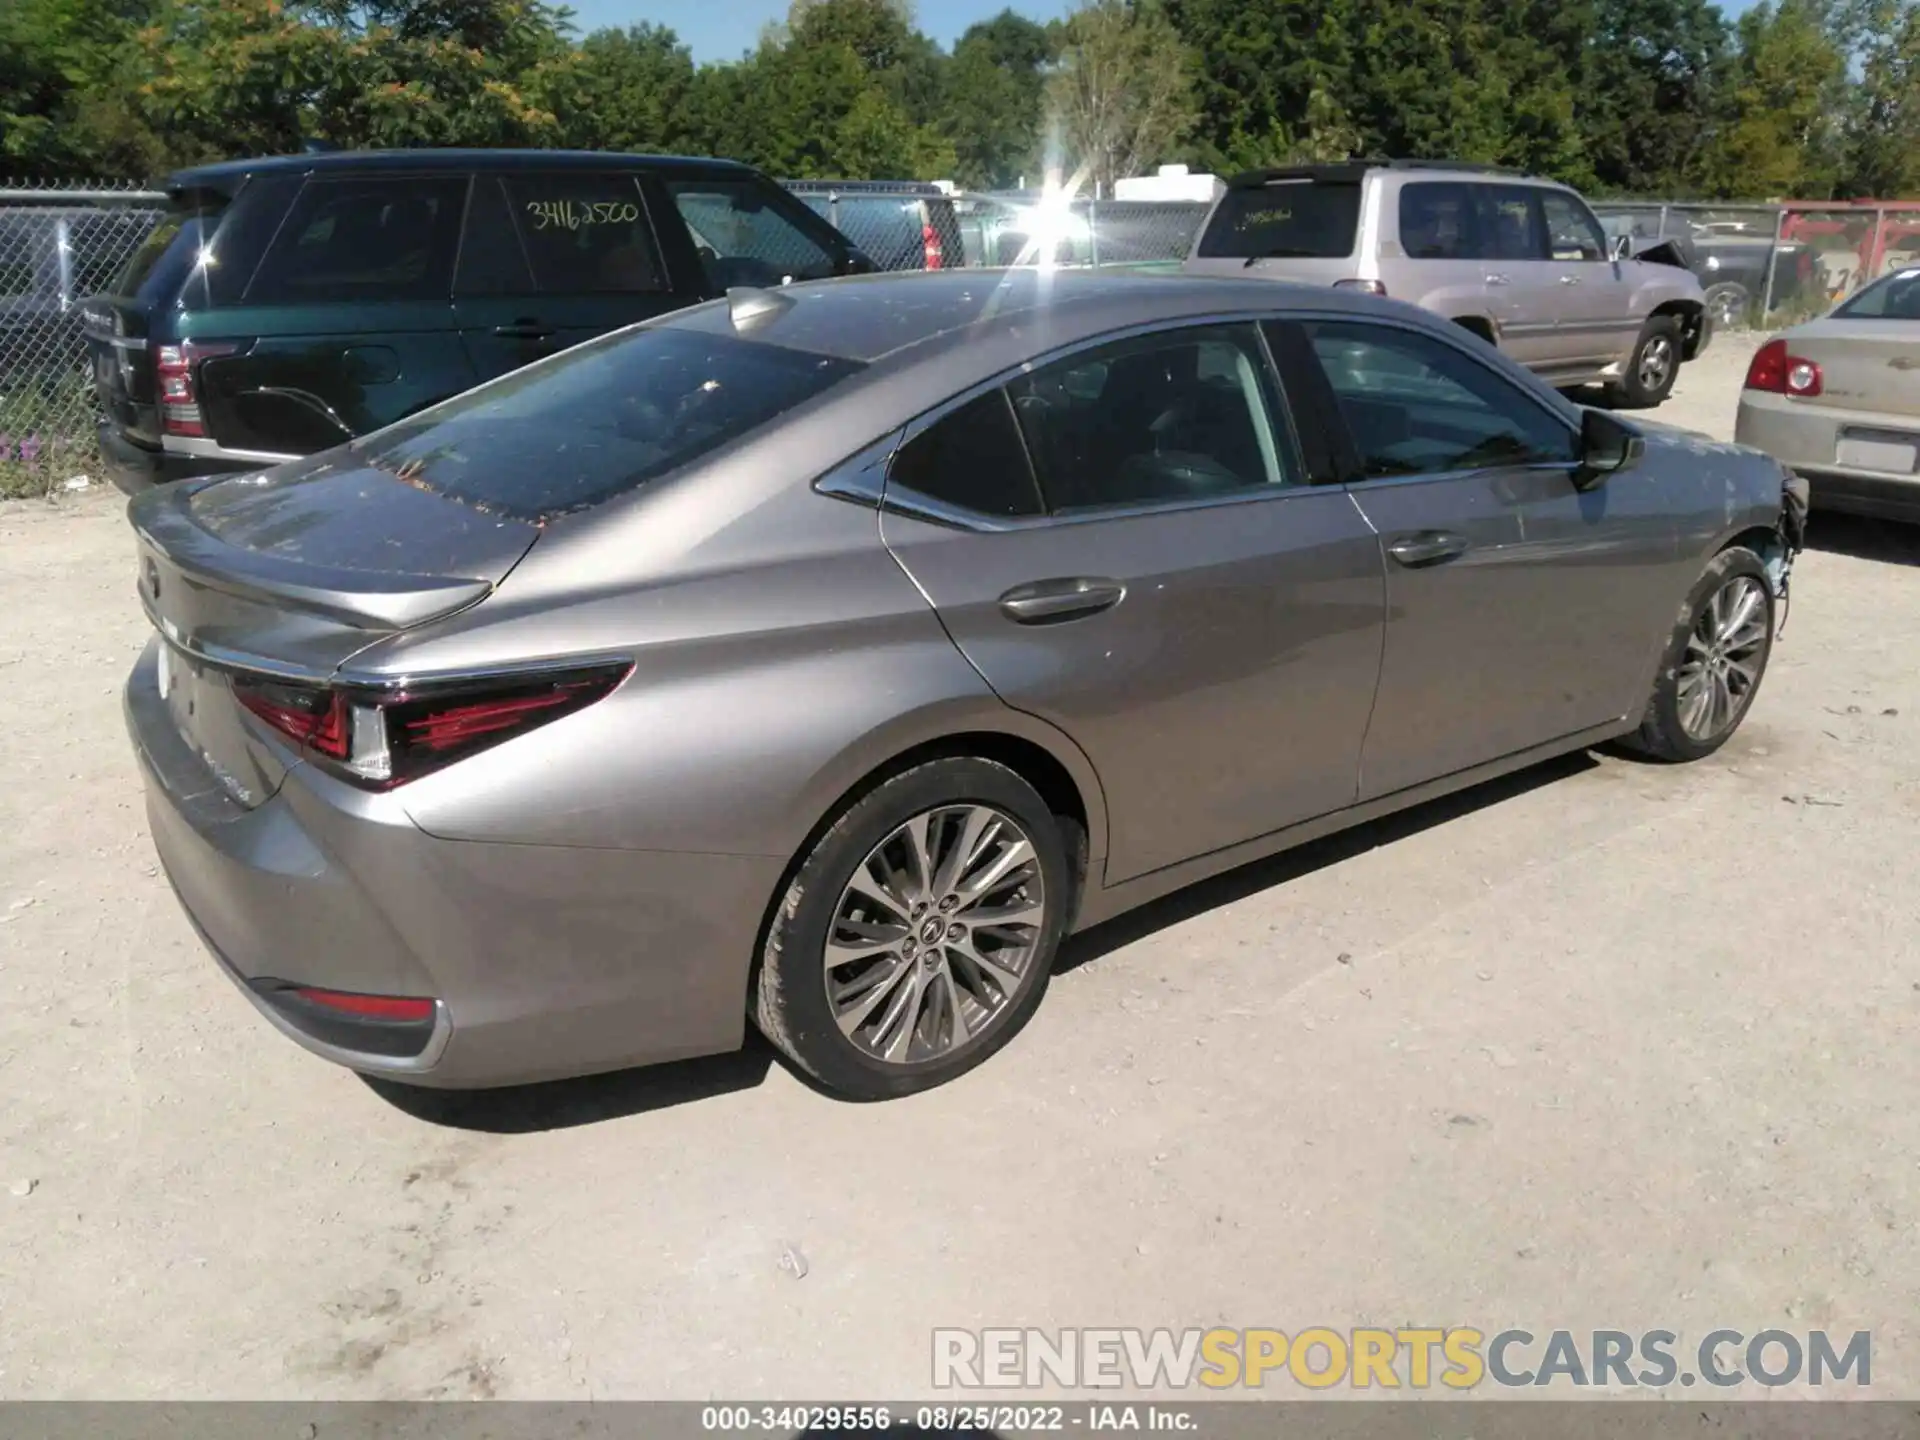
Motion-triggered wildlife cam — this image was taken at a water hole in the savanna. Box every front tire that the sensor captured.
[1609,316,1683,408]
[752,758,1072,1100]
[1624,546,1775,762]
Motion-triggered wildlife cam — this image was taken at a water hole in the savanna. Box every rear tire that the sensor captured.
[752,758,1072,1100]
[1608,316,1683,408]
[1623,546,1774,763]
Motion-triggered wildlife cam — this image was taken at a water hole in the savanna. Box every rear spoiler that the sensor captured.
[129,480,491,633]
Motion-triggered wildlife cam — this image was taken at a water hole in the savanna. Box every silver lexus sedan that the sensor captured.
[1735,265,1920,523]
[126,270,1806,1100]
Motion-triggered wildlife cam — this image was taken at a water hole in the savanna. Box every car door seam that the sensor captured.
[1342,487,1390,804]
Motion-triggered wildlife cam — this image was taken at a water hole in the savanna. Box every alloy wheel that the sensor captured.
[824,804,1049,1066]
[1677,574,1769,741]
[1638,334,1676,392]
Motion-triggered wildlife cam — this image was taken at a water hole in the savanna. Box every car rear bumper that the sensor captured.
[1735,392,1920,522]
[99,422,287,497]
[125,640,780,1089]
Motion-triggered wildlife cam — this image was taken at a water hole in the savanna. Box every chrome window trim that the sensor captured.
[161,435,303,465]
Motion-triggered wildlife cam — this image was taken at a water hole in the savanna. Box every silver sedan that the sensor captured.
[1736,267,1920,523]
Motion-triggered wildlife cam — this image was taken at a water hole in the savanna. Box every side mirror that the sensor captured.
[1575,407,1644,490]
[1611,232,1634,262]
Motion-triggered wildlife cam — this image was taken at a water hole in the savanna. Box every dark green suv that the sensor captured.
[86,149,873,494]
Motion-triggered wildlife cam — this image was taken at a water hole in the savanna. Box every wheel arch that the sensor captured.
[1651,297,1708,358]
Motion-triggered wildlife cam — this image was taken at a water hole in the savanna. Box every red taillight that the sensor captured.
[1334,278,1388,297]
[922,222,944,270]
[154,340,239,438]
[1744,338,1823,396]
[231,663,631,789]
[291,987,435,1022]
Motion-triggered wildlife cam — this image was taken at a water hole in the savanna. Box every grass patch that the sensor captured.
[0,372,101,500]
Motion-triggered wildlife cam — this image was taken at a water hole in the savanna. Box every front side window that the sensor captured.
[665,178,840,290]
[1006,324,1297,512]
[247,176,467,303]
[1399,183,1478,260]
[347,327,864,521]
[1305,321,1576,478]
[1195,181,1361,260]
[1540,191,1609,263]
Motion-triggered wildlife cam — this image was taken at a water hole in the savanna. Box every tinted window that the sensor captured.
[1196,182,1360,259]
[1306,321,1575,477]
[1399,183,1478,260]
[247,176,466,303]
[666,178,840,288]
[1008,324,1296,511]
[798,194,925,270]
[890,391,1043,518]
[1834,268,1920,319]
[1540,191,1608,262]
[455,176,534,296]
[348,328,863,521]
[503,174,666,293]
[1478,185,1547,262]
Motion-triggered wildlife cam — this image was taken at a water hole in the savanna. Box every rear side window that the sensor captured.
[666,178,841,288]
[1196,181,1360,259]
[1478,185,1547,262]
[349,327,864,520]
[502,174,666,293]
[890,390,1044,518]
[246,176,467,303]
[1399,183,1478,260]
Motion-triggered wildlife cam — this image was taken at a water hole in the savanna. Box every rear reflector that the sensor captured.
[291,987,435,1022]
[922,221,945,270]
[231,661,631,789]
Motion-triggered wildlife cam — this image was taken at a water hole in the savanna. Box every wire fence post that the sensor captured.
[1760,204,1788,320]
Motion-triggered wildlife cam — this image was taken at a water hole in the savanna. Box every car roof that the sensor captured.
[1223,160,1535,188]
[657,267,1437,365]
[168,149,759,189]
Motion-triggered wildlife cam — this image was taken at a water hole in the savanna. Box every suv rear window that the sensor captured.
[348,326,864,521]
[1196,181,1361,259]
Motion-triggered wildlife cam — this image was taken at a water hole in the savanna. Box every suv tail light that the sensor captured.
[922,221,945,270]
[1744,338,1824,397]
[1333,278,1388,297]
[154,340,239,437]
[232,662,631,789]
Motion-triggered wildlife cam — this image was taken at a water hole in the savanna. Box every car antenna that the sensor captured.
[727,286,795,330]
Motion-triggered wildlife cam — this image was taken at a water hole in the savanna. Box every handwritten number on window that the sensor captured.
[524,200,642,232]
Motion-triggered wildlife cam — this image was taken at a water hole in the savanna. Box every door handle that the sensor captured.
[1386,531,1469,568]
[1485,274,1511,286]
[492,322,555,340]
[998,577,1125,624]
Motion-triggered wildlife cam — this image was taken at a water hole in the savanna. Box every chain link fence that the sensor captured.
[1591,200,1920,331]
[0,181,165,497]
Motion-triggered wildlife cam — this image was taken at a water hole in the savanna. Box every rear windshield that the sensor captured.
[115,198,226,301]
[1834,268,1920,320]
[1196,181,1361,259]
[348,326,865,521]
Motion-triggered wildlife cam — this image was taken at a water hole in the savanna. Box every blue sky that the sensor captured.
[573,0,1761,63]
[564,0,1074,59]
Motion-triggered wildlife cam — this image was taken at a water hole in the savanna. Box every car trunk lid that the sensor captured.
[129,453,541,808]
[1784,318,1920,418]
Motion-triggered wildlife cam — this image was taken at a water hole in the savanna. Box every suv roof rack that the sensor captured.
[1225,158,1529,188]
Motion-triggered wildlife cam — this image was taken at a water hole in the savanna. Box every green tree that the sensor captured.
[942,10,1056,187]
[1697,0,1848,197]
[1046,0,1199,194]
[1165,0,1360,170]
[1842,0,1920,195]
[534,23,699,153]
[1578,0,1729,195]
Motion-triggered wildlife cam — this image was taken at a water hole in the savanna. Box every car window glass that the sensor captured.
[247,177,466,303]
[1006,324,1296,512]
[456,176,535,296]
[665,179,839,289]
[1306,321,1576,477]
[889,390,1044,518]
[1477,185,1545,262]
[502,174,665,294]
[1195,181,1361,259]
[350,328,863,522]
[1540,191,1608,263]
[1398,183,1478,260]
[1835,268,1920,319]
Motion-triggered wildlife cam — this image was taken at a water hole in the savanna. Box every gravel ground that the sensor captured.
[2,330,1918,1401]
